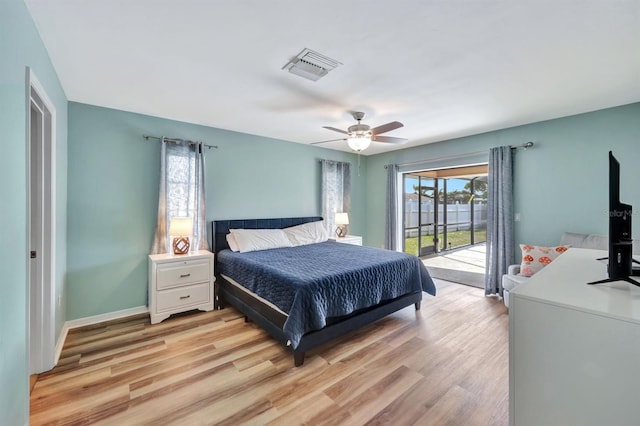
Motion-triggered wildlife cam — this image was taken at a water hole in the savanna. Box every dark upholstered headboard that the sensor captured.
[211,216,323,254]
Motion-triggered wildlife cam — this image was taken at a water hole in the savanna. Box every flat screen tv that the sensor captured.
[589,151,639,286]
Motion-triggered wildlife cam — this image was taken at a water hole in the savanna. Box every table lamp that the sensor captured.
[169,217,193,254]
[334,212,349,238]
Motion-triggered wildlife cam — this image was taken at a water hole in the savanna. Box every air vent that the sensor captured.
[282,48,342,82]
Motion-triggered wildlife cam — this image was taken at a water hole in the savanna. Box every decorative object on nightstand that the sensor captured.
[148,250,214,324]
[334,212,349,238]
[329,235,362,246]
[169,217,193,254]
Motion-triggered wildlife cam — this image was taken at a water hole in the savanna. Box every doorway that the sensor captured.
[28,70,56,374]
[402,165,488,257]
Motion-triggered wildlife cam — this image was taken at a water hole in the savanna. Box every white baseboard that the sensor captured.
[54,306,148,364]
[54,326,68,365]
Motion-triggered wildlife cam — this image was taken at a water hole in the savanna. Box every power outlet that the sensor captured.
[514,212,521,222]
[57,295,62,308]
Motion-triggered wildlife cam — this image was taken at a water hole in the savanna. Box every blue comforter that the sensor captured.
[217,241,436,349]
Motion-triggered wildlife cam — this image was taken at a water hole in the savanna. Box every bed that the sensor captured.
[212,216,436,366]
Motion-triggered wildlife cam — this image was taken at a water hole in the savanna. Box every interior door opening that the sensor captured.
[403,165,488,257]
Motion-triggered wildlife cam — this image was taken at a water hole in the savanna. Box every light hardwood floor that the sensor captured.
[30,280,509,425]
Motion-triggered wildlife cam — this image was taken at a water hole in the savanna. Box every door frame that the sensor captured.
[403,173,440,256]
[26,68,56,373]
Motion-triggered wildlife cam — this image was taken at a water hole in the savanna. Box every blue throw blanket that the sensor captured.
[217,241,436,349]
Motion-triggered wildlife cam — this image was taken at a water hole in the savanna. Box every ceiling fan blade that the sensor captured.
[311,138,347,145]
[322,126,349,135]
[372,135,408,144]
[370,121,404,135]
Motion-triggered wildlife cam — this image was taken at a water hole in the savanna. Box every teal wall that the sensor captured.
[67,102,365,320]
[0,0,68,424]
[366,103,640,255]
[56,100,640,321]
[2,3,640,422]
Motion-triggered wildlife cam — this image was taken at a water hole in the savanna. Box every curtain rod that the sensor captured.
[143,135,218,149]
[318,159,352,164]
[384,141,534,169]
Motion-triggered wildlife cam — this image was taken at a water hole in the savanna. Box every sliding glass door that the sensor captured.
[403,167,488,256]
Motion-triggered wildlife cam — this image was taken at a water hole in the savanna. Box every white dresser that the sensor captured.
[329,235,363,246]
[148,250,214,324]
[509,248,640,426]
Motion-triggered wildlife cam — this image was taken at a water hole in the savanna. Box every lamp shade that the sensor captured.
[169,217,193,236]
[347,134,371,152]
[335,212,349,225]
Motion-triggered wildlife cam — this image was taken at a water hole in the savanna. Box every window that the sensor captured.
[151,140,208,254]
[166,144,198,219]
[321,160,351,236]
[403,165,488,256]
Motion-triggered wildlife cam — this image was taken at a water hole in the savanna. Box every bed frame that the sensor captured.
[212,216,422,366]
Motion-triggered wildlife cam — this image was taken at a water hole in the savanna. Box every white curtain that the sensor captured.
[321,160,351,237]
[151,139,209,254]
[384,164,399,251]
[485,146,514,296]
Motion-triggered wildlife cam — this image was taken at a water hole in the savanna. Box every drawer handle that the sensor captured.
[179,295,191,300]
[179,273,191,278]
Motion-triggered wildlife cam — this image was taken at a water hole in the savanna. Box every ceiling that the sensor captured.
[24,0,640,156]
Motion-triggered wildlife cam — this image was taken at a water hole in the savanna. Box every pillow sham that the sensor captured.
[519,244,569,277]
[226,233,240,252]
[230,228,293,253]
[283,220,328,246]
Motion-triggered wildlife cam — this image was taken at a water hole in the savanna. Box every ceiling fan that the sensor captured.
[312,111,408,152]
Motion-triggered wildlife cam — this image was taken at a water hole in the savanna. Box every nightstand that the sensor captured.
[329,235,363,246]
[148,250,214,324]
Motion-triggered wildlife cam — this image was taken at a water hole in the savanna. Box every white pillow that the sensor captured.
[226,233,240,252]
[582,235,608,250]
[283,220,328,246]
[230,228,293,253]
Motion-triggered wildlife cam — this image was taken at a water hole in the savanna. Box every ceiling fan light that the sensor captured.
[347,134,371,152]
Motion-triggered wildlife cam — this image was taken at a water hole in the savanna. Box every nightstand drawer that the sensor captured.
[156,259,210,289]
[156,282,211,312]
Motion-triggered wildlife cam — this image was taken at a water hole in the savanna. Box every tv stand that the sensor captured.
[591,256,640,283]
[595,256,640,264]
[587,276,640,287]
